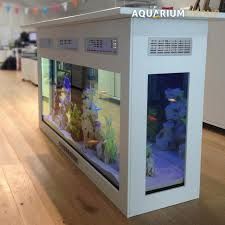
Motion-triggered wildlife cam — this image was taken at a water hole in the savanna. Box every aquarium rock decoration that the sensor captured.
[146,144,155,177]
[156,88,187,153]
[58,75,72,130]
[81,88,102,148]
[52,85,61,122]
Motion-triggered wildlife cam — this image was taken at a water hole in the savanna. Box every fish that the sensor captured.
[148,115,158,121]
[168,98,177,102]
[87,140,99,145]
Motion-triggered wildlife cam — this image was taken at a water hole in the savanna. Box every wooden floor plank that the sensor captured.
[0,167,25,225]
[2,165,56,225]
[0,129,20,165]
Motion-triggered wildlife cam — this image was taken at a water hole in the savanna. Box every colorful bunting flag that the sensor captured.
[62,2,68,12]
[5,4,11,13]
[24,7,29,15]
[42,7,48,15]
[0,0,81,16]
[71,0,79,8]
[32,7,39,15]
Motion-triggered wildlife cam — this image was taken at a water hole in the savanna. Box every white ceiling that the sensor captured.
[0,0,67,7]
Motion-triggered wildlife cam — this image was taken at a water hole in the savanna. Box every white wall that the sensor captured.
[0,9,37,46]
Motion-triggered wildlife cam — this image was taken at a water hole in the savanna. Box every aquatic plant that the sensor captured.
[146,144,154,177]
[68,104,83,142]
[52,86,61,120]
[101,117,117,164]
[147,108,161,142]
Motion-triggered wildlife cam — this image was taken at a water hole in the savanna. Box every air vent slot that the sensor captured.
[58,142,78,163]
[85,38,118,54]
[148,38,192,56]
[57,38,78,50]
[39,38,53,49]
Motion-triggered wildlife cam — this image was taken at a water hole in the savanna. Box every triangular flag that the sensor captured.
[32,7,39,15]
[71,0,78,8]
[42,7,48,15]
[15,6,20,14]
[51,4,60,12]
[24,8,29,15]
[62,2,68,12]
[5,4,11,13]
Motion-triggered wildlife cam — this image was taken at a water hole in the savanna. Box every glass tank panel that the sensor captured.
[146,73,189,194]
[41,58,120,189]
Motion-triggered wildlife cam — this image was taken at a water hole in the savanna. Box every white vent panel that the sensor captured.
[56,38,78,50]
[85,38,118,54]
[148,38,192,56]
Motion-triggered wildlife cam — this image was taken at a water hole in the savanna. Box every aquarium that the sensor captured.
[146,73,189,194]
[41,58,121,188]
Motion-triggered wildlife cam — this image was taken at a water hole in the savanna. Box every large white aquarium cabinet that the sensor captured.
[32,8,222,217]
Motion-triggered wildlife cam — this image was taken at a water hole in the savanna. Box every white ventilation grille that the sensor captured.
[56,38,78,50]
[85,38,118,54]
[148,38,192,56]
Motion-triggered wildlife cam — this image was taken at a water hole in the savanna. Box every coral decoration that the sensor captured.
[52,75,72,131]
[81,88,101,148]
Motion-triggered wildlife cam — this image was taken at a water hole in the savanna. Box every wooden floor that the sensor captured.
[0,71,224,225]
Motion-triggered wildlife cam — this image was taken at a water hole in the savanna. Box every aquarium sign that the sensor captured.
[132,9,185,18]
